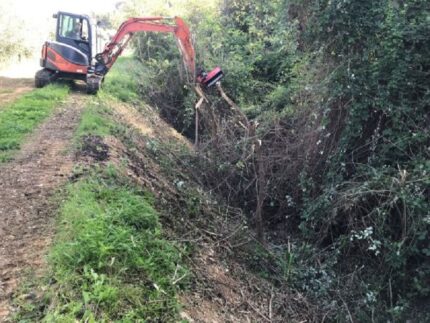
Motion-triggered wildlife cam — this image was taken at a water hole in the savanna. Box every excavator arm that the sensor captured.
[91,15,235,148]
[94,16,222,86]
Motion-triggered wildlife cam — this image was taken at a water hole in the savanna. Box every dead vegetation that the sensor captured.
[74,98,319,322]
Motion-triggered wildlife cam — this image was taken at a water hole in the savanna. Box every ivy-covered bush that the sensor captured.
[195,0,429,319]
[296,0,430,319]
[127,0,429,319]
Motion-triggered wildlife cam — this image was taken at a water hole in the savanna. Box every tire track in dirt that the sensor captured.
[0,93,85,320]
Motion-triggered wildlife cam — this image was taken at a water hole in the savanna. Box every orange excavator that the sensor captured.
[35,12,223,94]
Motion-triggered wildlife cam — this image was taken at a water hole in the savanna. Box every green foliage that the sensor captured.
[129,0,303,130]
[16,167,187,322]
[203,0,429,317]
[0,84,68,162]
[132,34,193,132]
[186,0,429,318]
[287,0,430,318]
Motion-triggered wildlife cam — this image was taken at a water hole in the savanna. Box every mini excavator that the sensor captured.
[35,12,223,94]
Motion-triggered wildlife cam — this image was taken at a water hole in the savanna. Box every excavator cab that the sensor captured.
[36,12,97,91]
[55,13,92,56]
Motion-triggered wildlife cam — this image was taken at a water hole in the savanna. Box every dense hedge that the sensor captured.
[129,0,429,319]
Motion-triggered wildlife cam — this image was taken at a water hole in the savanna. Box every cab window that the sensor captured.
[59,14,88,41]
[59,14,74,38]
[81,19,89,40]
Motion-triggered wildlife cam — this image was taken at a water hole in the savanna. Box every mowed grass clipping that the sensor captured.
[0,84,69,162]
[27,167,188,322]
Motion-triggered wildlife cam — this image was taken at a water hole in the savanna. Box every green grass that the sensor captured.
[101,57,144,103]
[0,84,69,162]
[74,101,115,139]
[14,166,187,322]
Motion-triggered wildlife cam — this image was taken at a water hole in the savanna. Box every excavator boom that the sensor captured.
[96,16,199,84]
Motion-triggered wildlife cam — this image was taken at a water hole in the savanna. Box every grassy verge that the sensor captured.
[101,56,145,103]
[40,167,186,322]
[74,101,115,140]
[0,84,69,162]
[71,56,143,144]
[13,64,188,321]
[14,166,187,322]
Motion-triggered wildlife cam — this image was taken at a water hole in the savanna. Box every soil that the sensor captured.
[0,94,85,320]
[79,135,110,161]
[0,77,34,108]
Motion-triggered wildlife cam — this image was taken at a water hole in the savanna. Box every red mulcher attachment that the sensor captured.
[197,66,224,87]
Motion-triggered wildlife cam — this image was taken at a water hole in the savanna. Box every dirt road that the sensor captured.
[0,57,39,108]
[0,77,33,108]
[0,94,85,320]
